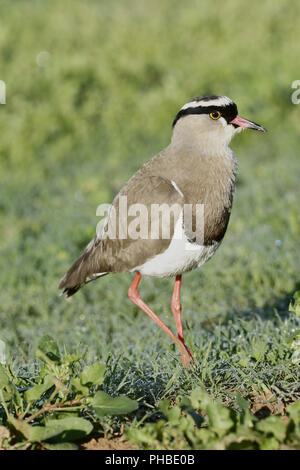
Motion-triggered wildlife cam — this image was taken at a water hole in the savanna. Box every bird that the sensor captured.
[59,95,266,366]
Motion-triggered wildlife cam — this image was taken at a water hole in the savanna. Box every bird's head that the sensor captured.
[172,95,266,150]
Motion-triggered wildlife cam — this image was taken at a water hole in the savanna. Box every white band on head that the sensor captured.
[180,96,233,110]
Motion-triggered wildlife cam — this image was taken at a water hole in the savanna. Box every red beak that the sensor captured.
[230,115,267,132]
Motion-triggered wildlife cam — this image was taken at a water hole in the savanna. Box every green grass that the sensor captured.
[0,0,300,448]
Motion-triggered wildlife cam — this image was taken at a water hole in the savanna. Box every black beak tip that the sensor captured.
[253,121,267,133]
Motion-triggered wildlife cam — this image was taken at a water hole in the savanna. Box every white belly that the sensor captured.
[132,213,220,278]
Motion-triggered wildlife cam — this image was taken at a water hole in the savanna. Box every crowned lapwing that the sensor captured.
[59,95,266,366]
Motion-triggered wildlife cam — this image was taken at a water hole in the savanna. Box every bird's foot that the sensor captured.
[180,344,194,367]
[181,353,192,367]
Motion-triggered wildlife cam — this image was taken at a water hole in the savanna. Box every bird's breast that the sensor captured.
[177,154,237,246]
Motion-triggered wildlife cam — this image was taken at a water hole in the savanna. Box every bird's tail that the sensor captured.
[58,239,107,298]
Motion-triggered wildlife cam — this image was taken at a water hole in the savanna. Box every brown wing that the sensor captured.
[59,175,183,296]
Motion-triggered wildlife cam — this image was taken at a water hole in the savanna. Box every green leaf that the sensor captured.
[1,385,16,402]
[7,417,33,440]
[24,376,53,402]
[287,401,300,425]
[256,415,286,441]
[235,393,250,413]
[91,391,138,417]
[8,416,92,447]
[234,394,254,428]
[180,397,204,428]
[70,377,89,396]
[80,363,106,386]
[36,335,60,363]
[48,376,69,394]
[238,356,250,367]
[62,354,82,367]
[0,365,9,389]
[29,425,61,442]
[260,436,280,450]
[159,399,181,423]
[206,402,233,437]
[45,417,93,442]
[196,428,219,446]
[30,417,93,443]
[43,442,78,450]
[190,387,211,409]
[227,438,258,450]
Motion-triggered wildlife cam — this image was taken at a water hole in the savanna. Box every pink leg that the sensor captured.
[128,272,191,365]
[171,275,194,365]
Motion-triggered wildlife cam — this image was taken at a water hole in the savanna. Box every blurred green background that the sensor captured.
[0,0,299,397]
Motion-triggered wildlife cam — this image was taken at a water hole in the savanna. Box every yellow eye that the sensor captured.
[209,111,221,120]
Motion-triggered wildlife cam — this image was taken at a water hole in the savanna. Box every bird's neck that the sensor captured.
[167,127,238,203]
[170,118,235,157]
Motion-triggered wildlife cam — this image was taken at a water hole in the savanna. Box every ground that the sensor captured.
[79,438,136,451]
